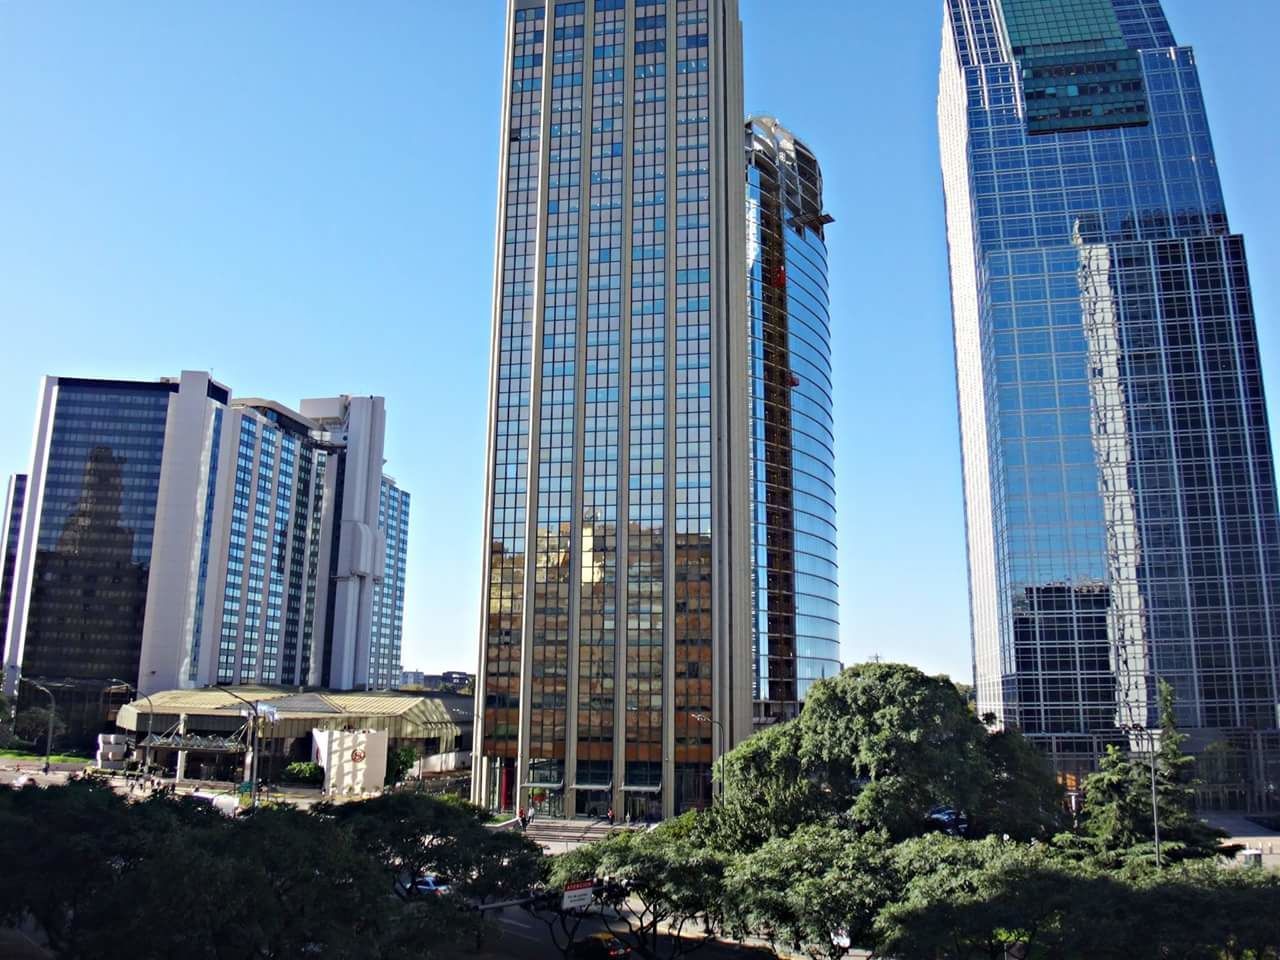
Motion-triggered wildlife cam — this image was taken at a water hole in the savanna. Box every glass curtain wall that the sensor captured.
[941,0,1280,802]
[745,117,841,728]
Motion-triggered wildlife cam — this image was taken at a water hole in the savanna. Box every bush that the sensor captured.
[282,761,324,785]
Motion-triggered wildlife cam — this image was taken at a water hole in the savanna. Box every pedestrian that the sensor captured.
[606,807,615,826]
[518,805,527,830]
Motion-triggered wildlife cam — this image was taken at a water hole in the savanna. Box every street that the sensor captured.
[451,908,788,960]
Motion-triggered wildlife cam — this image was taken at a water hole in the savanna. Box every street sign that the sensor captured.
[561,879,595,911]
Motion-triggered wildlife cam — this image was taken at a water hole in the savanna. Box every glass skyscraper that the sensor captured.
[0,474,27,667]
[941,0,1280,805]
[745,117,841,726]
[475,0,753,821]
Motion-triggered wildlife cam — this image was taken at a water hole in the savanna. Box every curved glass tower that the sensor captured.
[941,0,1280,806]
[746,117,841,726]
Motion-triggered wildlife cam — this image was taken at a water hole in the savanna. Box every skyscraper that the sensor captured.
[941,0,1280,801]
[5,376,411,741]
[474,0,752,821]
[3,373,227,740]
[745,116,841,726]
[372,476,411,691]
[144,393,406,693]
[0,474,29,669]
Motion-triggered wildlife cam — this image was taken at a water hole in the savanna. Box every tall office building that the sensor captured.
[0,474,29,667]
[474,0,751,821]
[745,117,841,726]
[5,376,410,744]
[371,477,410,691]
[941,0,1280,802]
[2,373,228,739]
[143,394,404,693]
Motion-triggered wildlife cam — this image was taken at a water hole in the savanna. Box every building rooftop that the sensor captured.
[116,687,464,745]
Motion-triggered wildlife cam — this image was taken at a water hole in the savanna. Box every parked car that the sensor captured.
[926,806,970,836]
[570,933,631,958]
[410,874,452,897]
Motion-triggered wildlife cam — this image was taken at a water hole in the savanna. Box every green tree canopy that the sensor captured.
[14,705,66,746]
[316,791,545,903]
[723,824,891,960]
[551,813,727,959]
[708,663,1063,848]
[0,781,504,959]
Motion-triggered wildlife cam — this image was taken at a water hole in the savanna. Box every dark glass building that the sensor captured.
[475,0,753,821]
[2,378,185,744]
[0,474,27,666]
[745,117,841,726]
[941,0,1280,807]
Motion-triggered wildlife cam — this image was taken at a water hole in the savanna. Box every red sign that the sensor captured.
[351,749,366,763]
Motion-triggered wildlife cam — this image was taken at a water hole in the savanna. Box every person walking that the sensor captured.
[606,807,615,826]
[518,805,527,830]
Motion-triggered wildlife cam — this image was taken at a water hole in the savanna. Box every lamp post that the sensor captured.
[209,685,260,807]
[19,678,56,775]
[106,679,155,774]
[1122,722,1162,869]
[690,712,727,805]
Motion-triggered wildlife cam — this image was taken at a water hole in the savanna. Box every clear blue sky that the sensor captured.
[1,1,1276,682]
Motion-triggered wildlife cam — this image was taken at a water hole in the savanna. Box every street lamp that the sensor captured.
[208,685,260,807]
[106,679,155,774]
[19,678,56,775]
[690,712,728,805]
[1121,722,1162,869]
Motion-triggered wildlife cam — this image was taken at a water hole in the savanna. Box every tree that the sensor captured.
[551,813,727,959]
[972,727,1066,841]
[723,824,891,959]
[1072,682,1229,866]
[875,836,1097,960]
[385,746,417,786]
[317,792,544,905]
[14,705,66,747]
[709,663,1056,849]
[0,780,479,959]
[705,721,819,852]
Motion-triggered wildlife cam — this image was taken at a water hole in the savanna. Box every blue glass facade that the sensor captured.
[213,407,328,687]
[745,117,841,726]
[0,474,28,668]
[20,381,172,685]
[942,0,1280,803]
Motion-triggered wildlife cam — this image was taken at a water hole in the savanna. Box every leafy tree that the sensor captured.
[876,836,1100,960]
[0,780,479,959]
[317,792,544,904]
[706,721,818,852]
[972,727,1066,840]
[551,813,727,959]
[14,705,66,747]
[709,663,1059,849]
[385,745,417,786]
[723,824,891,959]
[282,760,323,784]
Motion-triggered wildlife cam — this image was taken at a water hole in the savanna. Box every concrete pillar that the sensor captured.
[175,713,188,782]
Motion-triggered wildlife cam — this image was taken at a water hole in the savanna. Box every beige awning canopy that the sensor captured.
[117,687,462,751]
